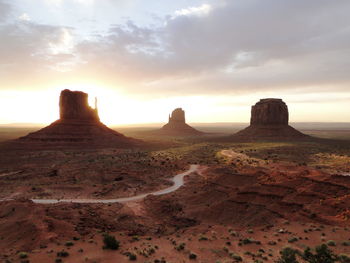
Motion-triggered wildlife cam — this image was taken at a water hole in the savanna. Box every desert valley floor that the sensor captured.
[1,126,350,263]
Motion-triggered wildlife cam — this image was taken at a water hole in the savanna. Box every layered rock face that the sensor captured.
[234,98,308,140]
[168,108,186,123]
[59,89,99,122]
[154,108,203,136]
[16,89,139,148]
[250,99,288,125]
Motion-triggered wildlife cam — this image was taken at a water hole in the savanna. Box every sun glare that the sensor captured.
[1,84,350,126]
[49,84,169,125]
[48,84,230,126]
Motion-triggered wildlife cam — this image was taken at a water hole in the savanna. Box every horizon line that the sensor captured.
[1,121,350,127]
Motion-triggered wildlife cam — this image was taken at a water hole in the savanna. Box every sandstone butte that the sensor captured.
[233,98,308,140]
[14,89,140,148]
[153,108,203,136]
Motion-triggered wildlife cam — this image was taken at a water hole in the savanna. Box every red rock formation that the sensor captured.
[59,89,99,121]
[153,108,203,136]
[15,89,140,148]
[250,99,288,125]
[234,98,308,140]
[168,108,186,123]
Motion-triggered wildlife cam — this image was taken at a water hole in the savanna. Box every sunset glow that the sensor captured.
[1,2,350,260]
[1,87,349,126]
[0,0,349,125]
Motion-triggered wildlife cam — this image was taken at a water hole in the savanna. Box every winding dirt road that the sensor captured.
[7,164,200,204]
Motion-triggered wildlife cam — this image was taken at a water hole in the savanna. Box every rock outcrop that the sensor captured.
[233,98,308,140]
[59,89,99,121]
[153,108,203,136]
[15,89,140,148]
[168,108,186,123]
[250,99,288,125]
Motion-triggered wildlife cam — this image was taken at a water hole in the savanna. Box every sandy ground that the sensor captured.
[1,143,350,262]
[3,219,350,263]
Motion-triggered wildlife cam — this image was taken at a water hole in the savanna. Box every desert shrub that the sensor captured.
[338,254,350,263]
[18,252,28,259]
[288,237,299,243]
[148,247,156,254]
[128,253,137,261]
[303,244,337,263]
[123,252,137,261]
[132,235,139,241]
[337,254,350,263]
[189,253,197,260]
[229,230,238,237]
[276,247,299,263]
[198,235,208,241]
[65,241,74,247]
[56,251,69,257]
[327,240,336,247]
[102,234,119,250]
[241,238,261,245]
[242,238,253,245]
[176,243,185,251]
[229,252,242,261]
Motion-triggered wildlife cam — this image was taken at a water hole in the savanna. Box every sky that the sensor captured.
[0,0,349,125]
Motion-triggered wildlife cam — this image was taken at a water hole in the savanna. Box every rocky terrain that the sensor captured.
[0,95,349,262]
[1,137,350,262]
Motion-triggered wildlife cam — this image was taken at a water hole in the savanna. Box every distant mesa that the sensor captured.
[15,89,140,148]
[152,108,203,136]
[233,98,308,140]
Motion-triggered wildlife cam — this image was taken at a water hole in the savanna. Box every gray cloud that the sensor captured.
[0,0,350,98]
[0,0,11,22]
[72,0,350,96]
[0,15,76,87]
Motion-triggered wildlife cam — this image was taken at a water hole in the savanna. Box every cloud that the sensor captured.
[174,4,212,17]
[70,0,350,97]
[0,0,350,99]
[44,0,95,6]
[18,13,31,21]
[0,13,77,87]
[0,0,11,22]
[49,28,74,55]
